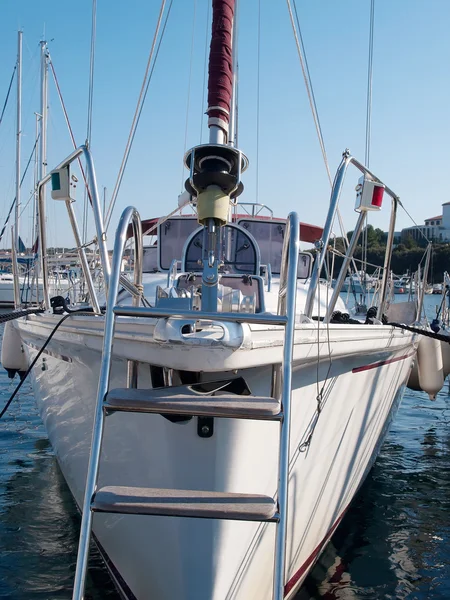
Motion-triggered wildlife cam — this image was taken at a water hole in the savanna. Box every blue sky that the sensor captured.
[0,0,449,248]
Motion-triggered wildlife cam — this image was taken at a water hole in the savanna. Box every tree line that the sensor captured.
[315,225,449,284]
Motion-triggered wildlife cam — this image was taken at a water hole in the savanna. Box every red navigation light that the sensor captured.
[371,185,384,208]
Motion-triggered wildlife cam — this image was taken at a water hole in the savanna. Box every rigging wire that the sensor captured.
[291,0,330,185]
[0,135,40,243]
[83,0,97,243]
[48,58,93,205]
[397,200,432,244]
[105,0,168,229]
[361,0,375,300]
[199,0,211,143]
[0,65,16,129]
[255,0,261,202]
[365,0,375,168]
[287,0,358,280]
[181,0,197,191]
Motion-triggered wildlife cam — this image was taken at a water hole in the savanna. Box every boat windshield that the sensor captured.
[143,246,158,273]
[237,219,285,274]
[158,217,199,270]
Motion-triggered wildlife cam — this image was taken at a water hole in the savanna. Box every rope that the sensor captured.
[389,322,450,344]
[105,0,167,229]
[0,310,97,419]
[0,64,16,129]
[0,307,44,324]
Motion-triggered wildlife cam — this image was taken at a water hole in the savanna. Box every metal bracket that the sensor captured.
[197,417,214,438]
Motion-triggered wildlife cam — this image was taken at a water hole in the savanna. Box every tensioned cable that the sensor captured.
[199,0,211,143]
[0,65,16,129]
[105,0,167,229]
[397,200,431,244]
[361,0,375,298]
[83,0,97,244]
[255,0,261,202]
[288,0,361,282]
[365,0,375,168]
[49,58,93,206]
[86,0,97,151]
[290,1,330,185]
[0,135,40,243]
[103,0,173,231]
[181,0,197,191]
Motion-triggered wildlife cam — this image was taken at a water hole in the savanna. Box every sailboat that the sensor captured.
[3,2,435,599]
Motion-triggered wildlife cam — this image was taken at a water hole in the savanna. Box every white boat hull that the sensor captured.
[16,314,416,599]
[0,277,75,307]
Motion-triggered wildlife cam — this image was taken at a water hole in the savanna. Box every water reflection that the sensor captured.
[0,372,118,599]
[298,386,450,599]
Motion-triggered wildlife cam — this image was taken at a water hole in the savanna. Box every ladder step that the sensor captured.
[105,387,281,420]
[91,486,278,521]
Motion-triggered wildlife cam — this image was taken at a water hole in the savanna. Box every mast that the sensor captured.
[34,40,48,294]
[183,0,247,311]
[207,0,234,145]
[228,0,238,147]
[39,41,48,183]
[14,31,22,253]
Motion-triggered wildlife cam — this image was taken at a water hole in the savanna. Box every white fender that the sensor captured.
[407,357,421,392]
[440,330,450,378]
[417,334,444,400]
[1,321,27,378]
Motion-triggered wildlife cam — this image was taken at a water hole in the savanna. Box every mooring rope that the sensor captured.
[0,310,99,419]
[0,307,44,324]
[389,322,450,344]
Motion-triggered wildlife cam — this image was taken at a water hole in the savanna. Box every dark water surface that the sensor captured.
[0,296,449,599]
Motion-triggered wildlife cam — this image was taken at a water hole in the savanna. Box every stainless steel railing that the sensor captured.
[35,145,146,313]
[304,150,400,322]
[72,205,143,600]
[37,146,108,311]
[272,211,299,600]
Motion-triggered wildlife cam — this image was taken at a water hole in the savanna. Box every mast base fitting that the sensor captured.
[197,185,230,225]
[184,144,248,199]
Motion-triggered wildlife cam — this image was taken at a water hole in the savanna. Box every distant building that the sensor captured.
[401,201,450,243]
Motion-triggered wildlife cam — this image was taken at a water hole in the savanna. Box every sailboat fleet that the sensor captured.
[1,2,448,599]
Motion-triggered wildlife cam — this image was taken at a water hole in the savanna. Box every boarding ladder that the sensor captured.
[72,207,300,600]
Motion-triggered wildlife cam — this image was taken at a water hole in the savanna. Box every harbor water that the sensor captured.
[0,295,449,599]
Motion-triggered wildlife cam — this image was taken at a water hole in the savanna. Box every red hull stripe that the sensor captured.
[352,351,415,374]
[284,509,348,595]
[284,350,415,596]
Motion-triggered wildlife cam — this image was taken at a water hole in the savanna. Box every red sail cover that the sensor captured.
[207,0,235,131]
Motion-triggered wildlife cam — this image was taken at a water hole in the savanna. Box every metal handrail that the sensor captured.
[304,150,400,321]
[272,211,299,600]
[72,206,143,600]
[235,202,274,218]
[37,145,110,310]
